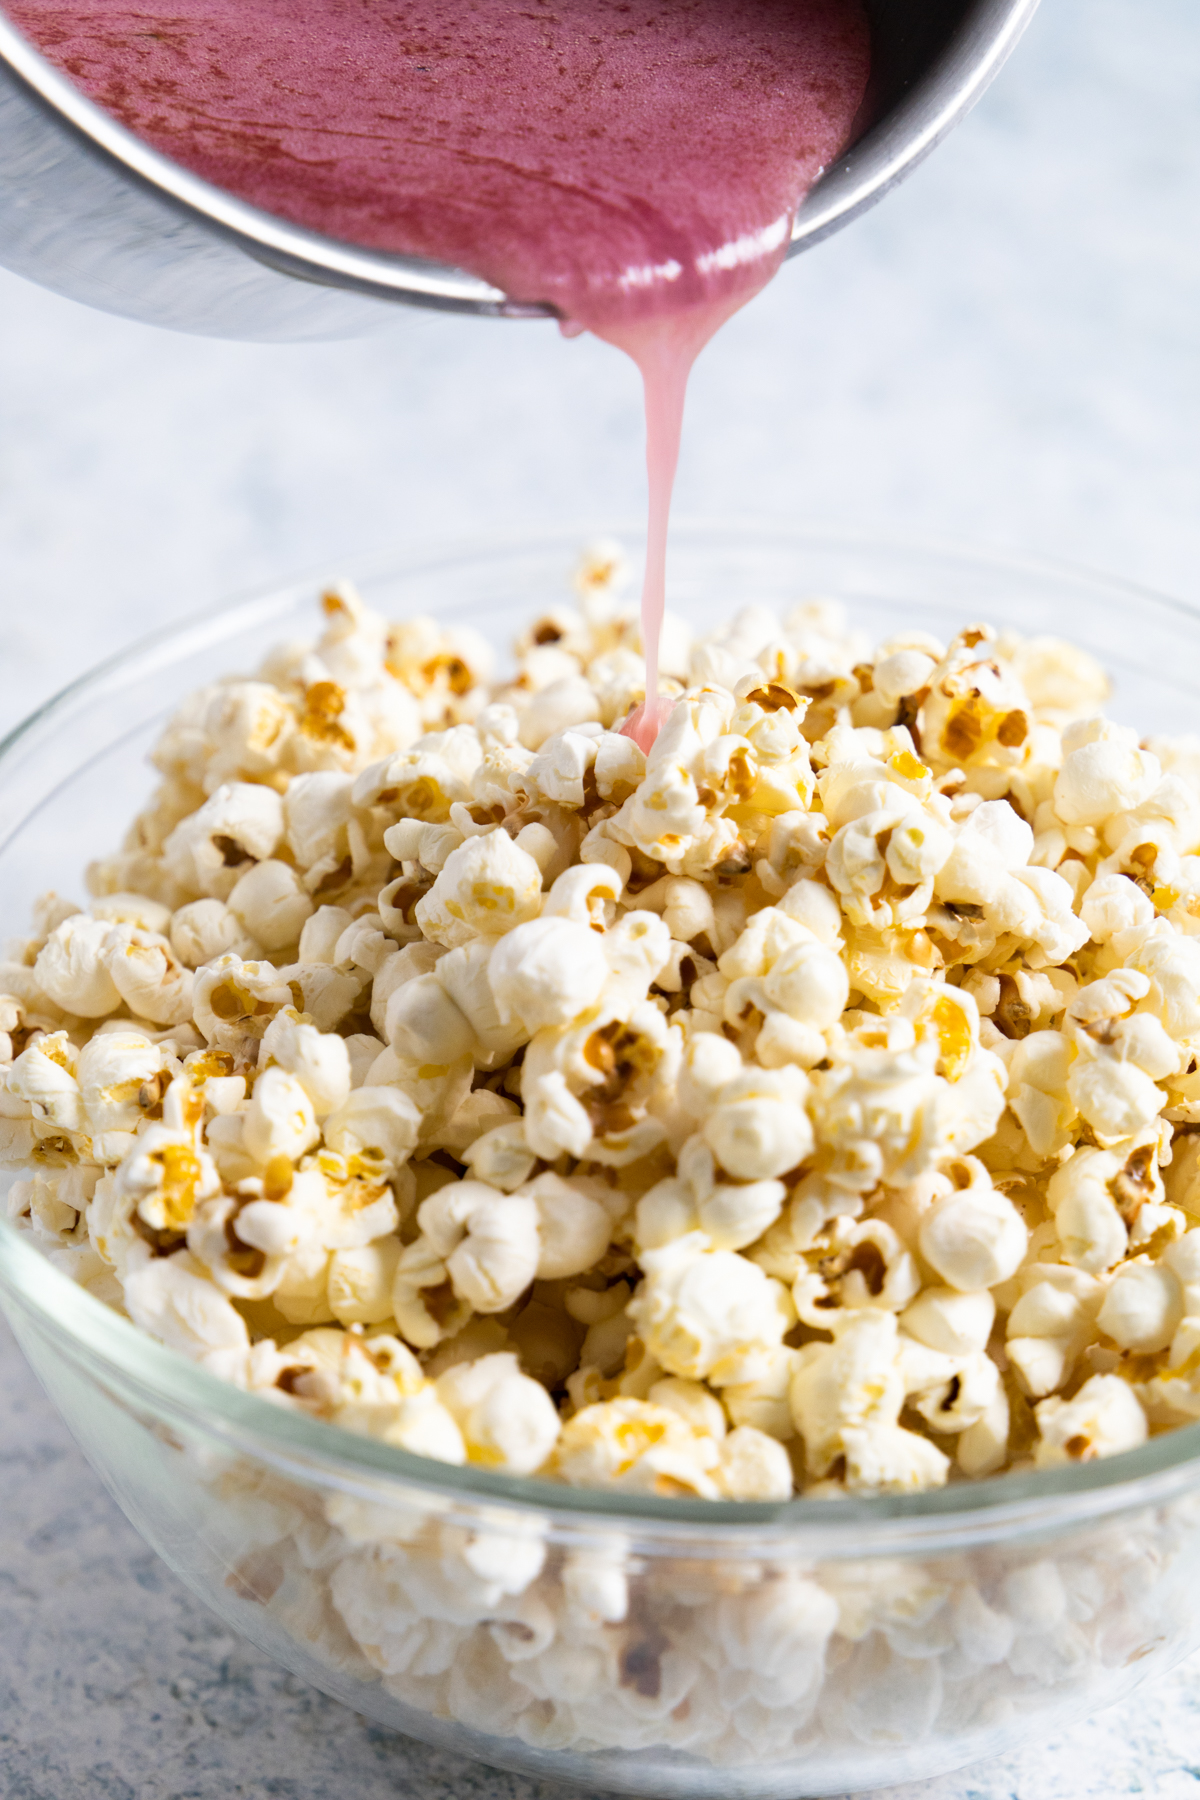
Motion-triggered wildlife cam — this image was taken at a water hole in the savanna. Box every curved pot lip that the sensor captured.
[0,2,1039,315]
[4,514,1200,1543]
[789,0,1041,252]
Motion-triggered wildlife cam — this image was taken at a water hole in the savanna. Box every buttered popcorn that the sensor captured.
[10,556,1200,1502]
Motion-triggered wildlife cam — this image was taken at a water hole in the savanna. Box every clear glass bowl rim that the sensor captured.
[5,516,1200,1544]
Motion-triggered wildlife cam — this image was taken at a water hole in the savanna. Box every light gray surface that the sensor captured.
[3,0,1200,1794]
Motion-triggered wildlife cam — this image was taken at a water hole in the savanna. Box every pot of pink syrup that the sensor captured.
[0,0,1036,342]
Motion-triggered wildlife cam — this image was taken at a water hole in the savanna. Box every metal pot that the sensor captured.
[0,0,1038,342]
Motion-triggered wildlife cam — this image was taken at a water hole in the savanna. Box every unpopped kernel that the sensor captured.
[7,556,1200,1501]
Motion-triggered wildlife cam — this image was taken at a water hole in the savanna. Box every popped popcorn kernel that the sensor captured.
[553,1395,722,1496]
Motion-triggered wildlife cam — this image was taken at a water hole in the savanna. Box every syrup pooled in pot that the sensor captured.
[8,0,871,742]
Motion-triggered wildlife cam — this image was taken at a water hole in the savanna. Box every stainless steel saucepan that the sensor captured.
[0,0,1039,341]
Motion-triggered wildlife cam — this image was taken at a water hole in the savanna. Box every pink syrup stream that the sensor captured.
[605,297,748,754]
[6,0,871,745]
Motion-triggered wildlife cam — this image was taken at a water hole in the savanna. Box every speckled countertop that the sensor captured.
[3,1,1200,1794]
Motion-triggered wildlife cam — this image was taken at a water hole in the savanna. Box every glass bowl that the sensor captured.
[4,522,1200,1800]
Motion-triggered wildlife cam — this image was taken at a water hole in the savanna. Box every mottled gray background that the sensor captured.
[4,0,1200,1793]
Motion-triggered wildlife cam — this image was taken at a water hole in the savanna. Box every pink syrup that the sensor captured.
[603,295,747,755]
[8,0,871,745]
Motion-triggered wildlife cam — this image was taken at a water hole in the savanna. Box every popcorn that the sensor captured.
[163,781,285,900]
[8,1164,96,1246]
[789,1311,947,1492]
[77,1029,172,1146]
[1006,1264,1105,1398]
[1046,1147,1133,1274]
[907,1344,1000,1436]
[7,1032,84,1134]
[435,1352,561,1474]
[321,1087,420,1176]
[1080,871,1154,952]
[170,899,260,968]
[191,954,293,1054]
[259,1010,351,1118]
[873,648,935,707]
[1054,720,1161,828]
[553,1396,721,1496]
[721,1343,801,1440]
[522,1170,614,1279]
[418,1180,540,1312]
[488,917,609,1034]
[122,1252,250,1361]
[703,1066,814,1181]
[327,1238,404,1325]
[759,936,850,1029]
[1096,1258,1182,1353]
[89,891,172,935]
[986,866,1089,970]
[521,995,674,1163]
[34,914,121,1018]
[655,1134,787,1253]
[200,679,295,788]
[242,1067,320,1166]
[919,627,1032,775]
[416,829,544,948]
[428,1086,520,1159]
[757,815,832,897]
[519,726,599,808]
[95,1122,221,1266]
[791,1216,920,1324]
[917,1160,1028,1291]
[382,614,492,723]
[900,1285,994,1356]
[1008,1029,1077,1157]
[1130,926,1200,1044]
[934,798,1034,906]
[1004,633,1109,727]
[228,860,314,951]
[540,862,623,930]
[461,1119,538,1192]
[517,675,600,750]
[283,770,357,878]
[956,1379,1011,1478]
[386,971,476,1065]
[835,1420,950,1493]
[336,913,398,977]
[826,800,952,929]
[19,575,1200,1514]
[392,1234,471,1349]
[598,910,672,1005]
[276,956,364,1034]
[104,926,194,1025]
[628,1232,794,1387]
[187,1189,309,1300]
[1034,1373,1149,1467]
[711,1570,839,1716]
[716,1426,794,1500]
[808,1030,943,1193]
[354,726,482,819]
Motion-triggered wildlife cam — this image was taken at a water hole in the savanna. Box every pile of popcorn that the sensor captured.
[6,545,1200,1502]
